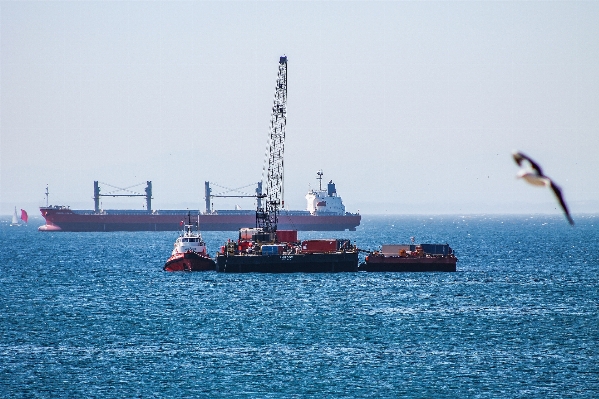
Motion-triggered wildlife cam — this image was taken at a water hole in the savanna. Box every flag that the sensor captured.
[20,209,28,223]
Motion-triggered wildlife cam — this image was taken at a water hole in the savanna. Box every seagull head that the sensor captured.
[513,150,545,178]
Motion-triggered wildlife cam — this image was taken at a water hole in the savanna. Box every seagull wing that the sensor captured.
[549,180,575,225]
[513,151,544,176]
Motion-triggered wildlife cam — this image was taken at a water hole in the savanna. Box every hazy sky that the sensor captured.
[1,1,598,217]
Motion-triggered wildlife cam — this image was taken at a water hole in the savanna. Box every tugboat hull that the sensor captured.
[216,252,358,273]
[164,252,216,272]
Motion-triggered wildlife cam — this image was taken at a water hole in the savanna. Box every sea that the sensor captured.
[1,215,598,398]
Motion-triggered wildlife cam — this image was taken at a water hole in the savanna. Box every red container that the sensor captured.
[238,240,253,251]
[301,239,337,254]
[276,230,298,243]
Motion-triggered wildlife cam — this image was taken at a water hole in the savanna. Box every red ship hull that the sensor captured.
[38,207,360,232]
[163,251,216,272]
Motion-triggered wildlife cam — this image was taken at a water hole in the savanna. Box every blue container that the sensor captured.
[420,244,450,256]
[261,245,283,256]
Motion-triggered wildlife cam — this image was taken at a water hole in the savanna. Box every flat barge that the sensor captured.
[216,252,358,273]
[359,244,457,272]
[215,229,358,273]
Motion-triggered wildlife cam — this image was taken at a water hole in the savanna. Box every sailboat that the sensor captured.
[10,207,28,226]
[10,207,21,226]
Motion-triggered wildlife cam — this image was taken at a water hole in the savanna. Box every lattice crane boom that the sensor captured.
[257,55,288,233]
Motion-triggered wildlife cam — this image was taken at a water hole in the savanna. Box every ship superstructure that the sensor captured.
[306,171,345,215]
[163,214,215,272]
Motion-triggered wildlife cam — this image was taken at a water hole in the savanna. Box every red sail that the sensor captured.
[21,209,28,223]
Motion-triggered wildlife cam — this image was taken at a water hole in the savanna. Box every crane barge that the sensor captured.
[215,56,359,273]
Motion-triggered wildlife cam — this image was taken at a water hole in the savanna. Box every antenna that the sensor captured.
[317,170,323,191]
[45,185,49,207]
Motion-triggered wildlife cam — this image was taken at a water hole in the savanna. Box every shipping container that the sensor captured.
[420,244,451,256]
[301,239,337,254]
[382,244,451,256]
[381,244,411,256]
[261,244,285,255]
[276,230,298,243]
[381,244,453,256]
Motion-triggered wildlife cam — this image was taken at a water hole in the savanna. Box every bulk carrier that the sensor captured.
[39,56,360,233]
[38,176,360,232]
[39,56,361,232]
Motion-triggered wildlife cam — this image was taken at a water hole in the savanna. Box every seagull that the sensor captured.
[512,151,574,225]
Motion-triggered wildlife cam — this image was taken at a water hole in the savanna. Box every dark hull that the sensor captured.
[216,252,359,273]
[359,256,457,272]
[164,252,216,272]
[39,208,360,232]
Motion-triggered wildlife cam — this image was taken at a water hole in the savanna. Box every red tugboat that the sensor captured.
[359,243,457,272]
[163,217,215,272]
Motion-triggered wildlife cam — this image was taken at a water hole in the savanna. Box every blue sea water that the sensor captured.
[1,215,598,398]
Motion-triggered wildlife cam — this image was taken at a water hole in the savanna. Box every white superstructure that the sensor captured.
[172,224,207,256]
[305,171,346,216]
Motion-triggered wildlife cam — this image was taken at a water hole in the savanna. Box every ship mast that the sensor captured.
[257,55,288,233]
[317,170,323,191]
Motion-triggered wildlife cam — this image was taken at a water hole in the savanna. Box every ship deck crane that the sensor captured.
[204,181,262,214]
[93,181,152,212]
[256,55,288,234]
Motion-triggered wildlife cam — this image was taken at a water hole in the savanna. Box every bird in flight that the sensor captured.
[512,151,574,225]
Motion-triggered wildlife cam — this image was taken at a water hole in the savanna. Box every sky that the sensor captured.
[1,1,598,217]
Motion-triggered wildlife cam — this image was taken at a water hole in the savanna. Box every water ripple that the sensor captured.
[1,216,598,398]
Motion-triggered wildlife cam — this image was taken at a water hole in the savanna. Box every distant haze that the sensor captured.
[1,1,598,217]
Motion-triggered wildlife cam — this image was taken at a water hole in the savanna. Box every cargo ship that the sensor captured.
[38,177,360,232]
[359,243,457,272]
[215,228,358,273]
[39,58,360,233]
